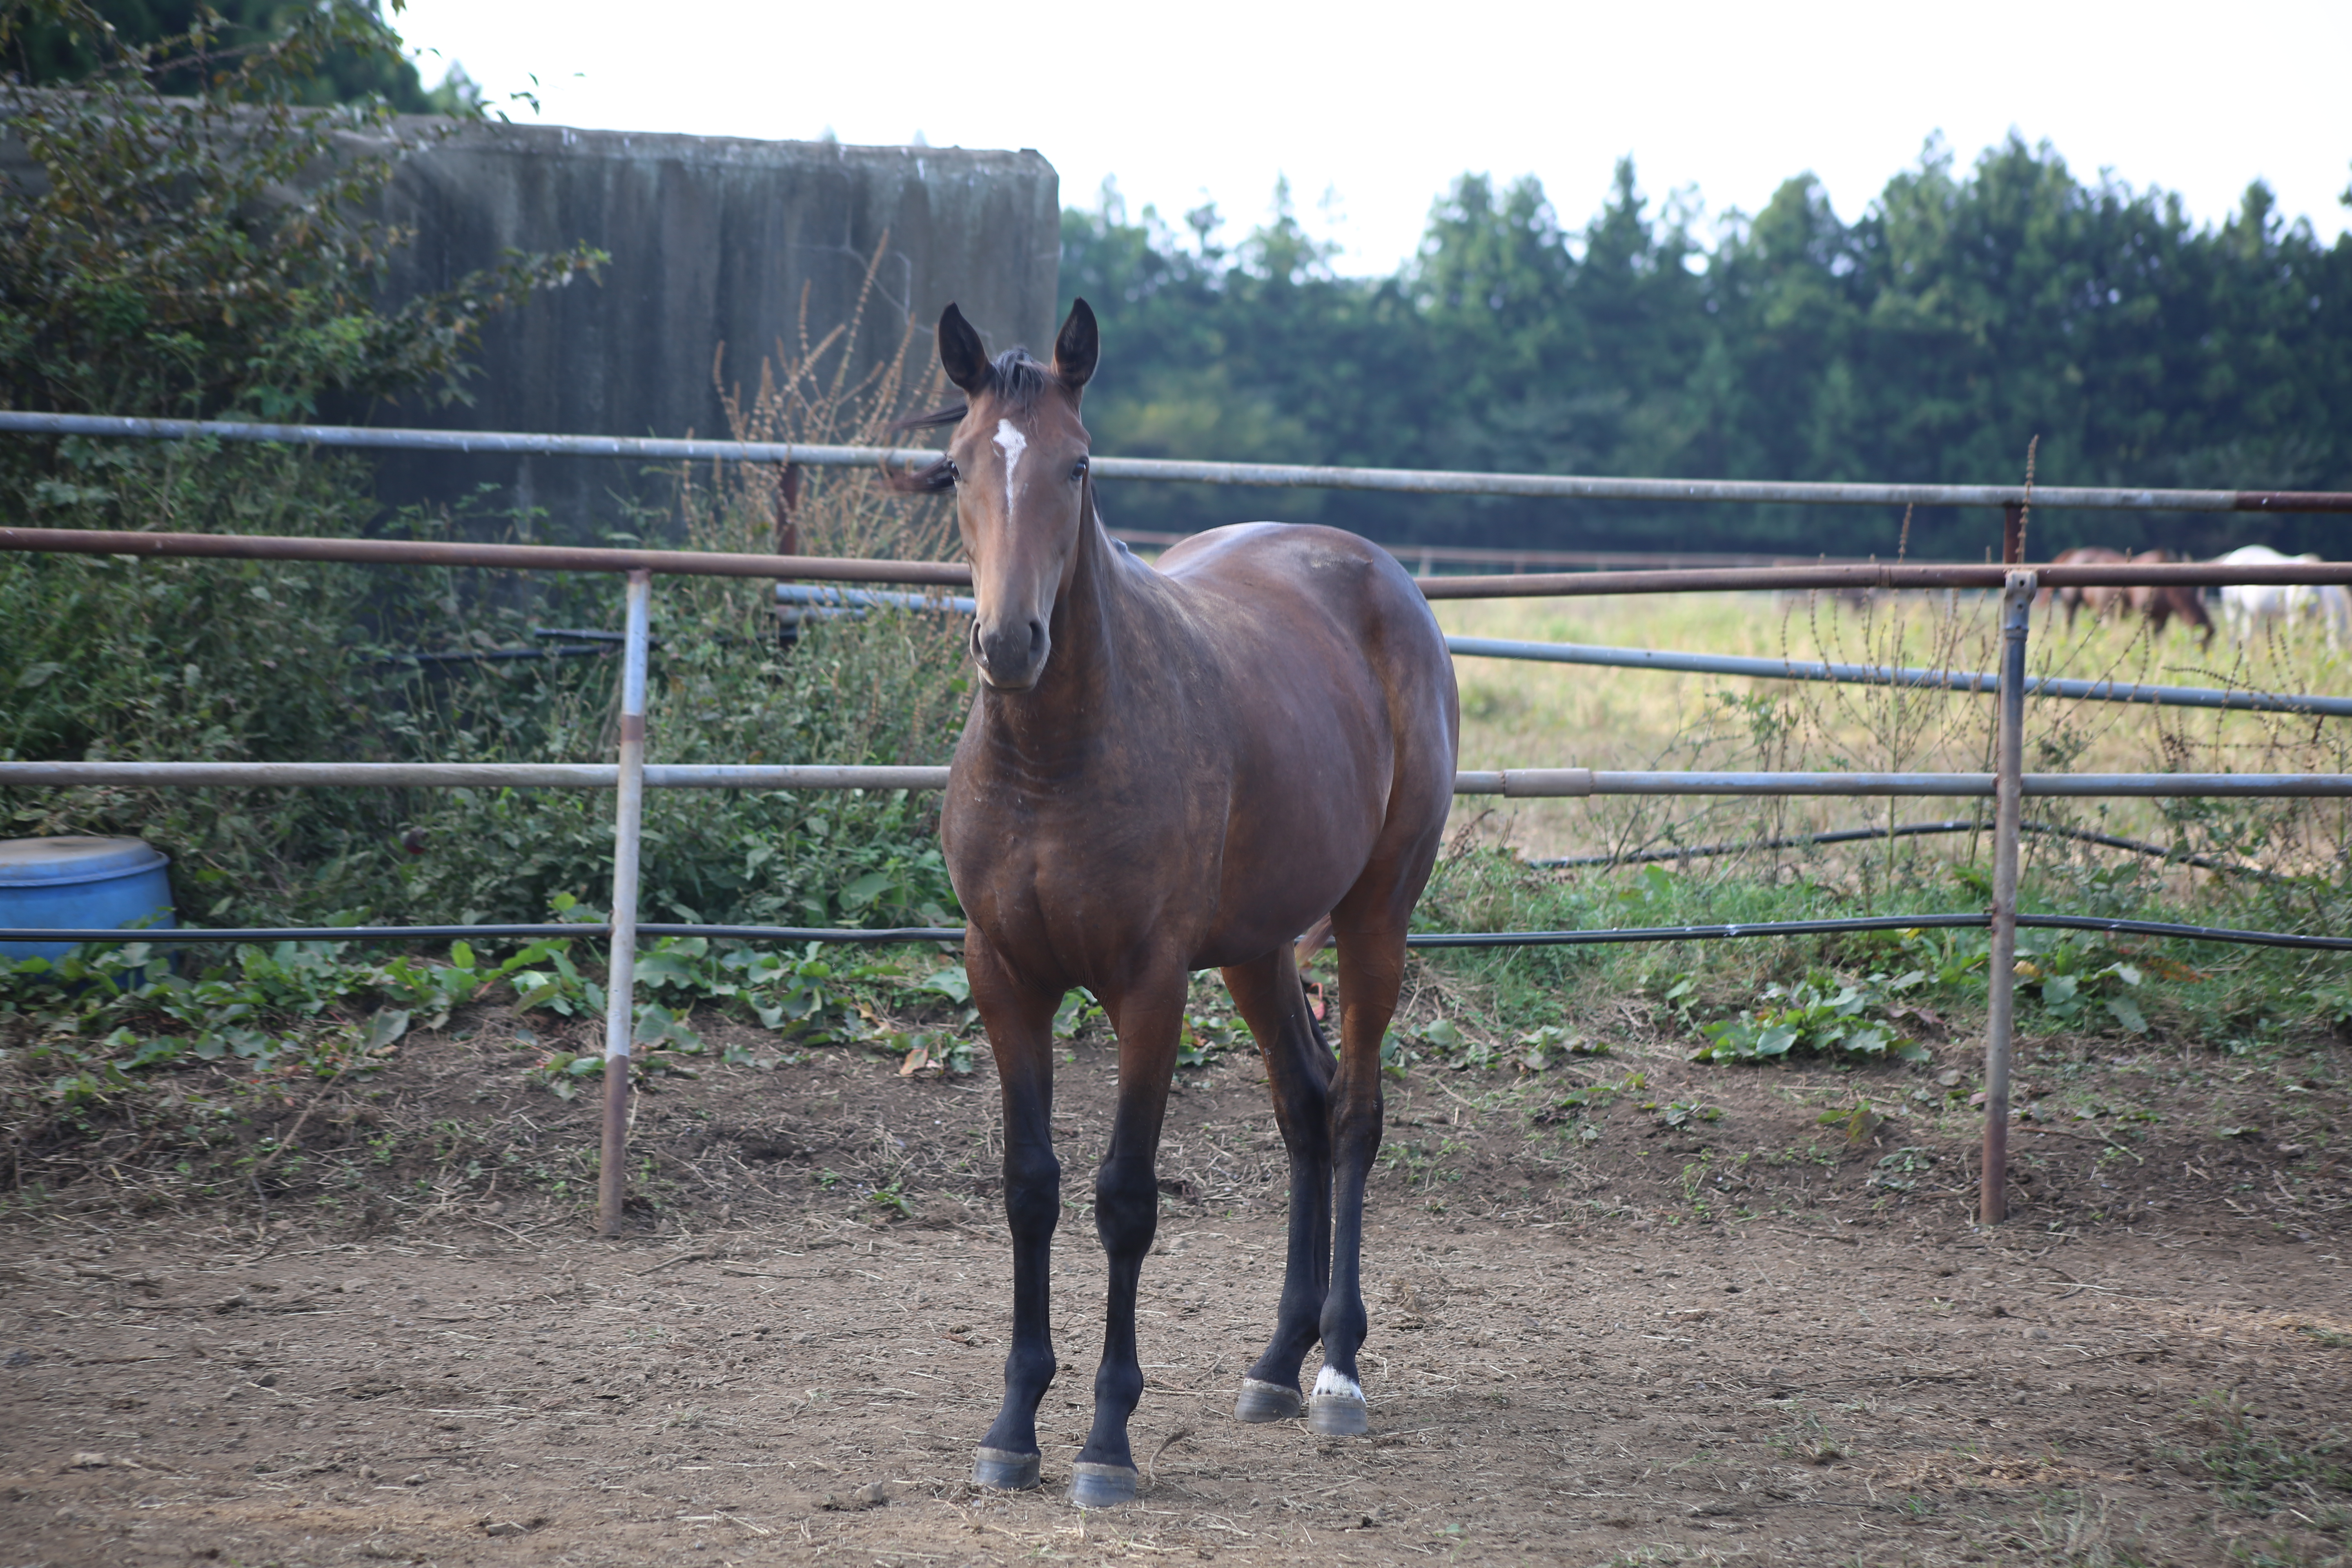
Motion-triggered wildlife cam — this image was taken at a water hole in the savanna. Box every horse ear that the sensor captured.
[938,303,991,396]
[1052,298,1099,393]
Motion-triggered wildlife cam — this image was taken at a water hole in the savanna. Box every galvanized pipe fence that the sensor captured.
[773,587,2352,719]
[7,414,2352,1231]
[11,408,2352,514]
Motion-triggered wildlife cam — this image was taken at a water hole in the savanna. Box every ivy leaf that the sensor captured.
[2104,995,2149,1036]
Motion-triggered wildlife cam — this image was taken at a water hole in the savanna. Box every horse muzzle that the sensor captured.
[973,616,1051,690]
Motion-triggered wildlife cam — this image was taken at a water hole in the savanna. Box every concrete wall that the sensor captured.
[362,123,1061,541]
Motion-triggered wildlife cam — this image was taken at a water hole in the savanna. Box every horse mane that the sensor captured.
[884,349,1059,494]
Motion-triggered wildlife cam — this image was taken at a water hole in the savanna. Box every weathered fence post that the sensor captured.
[1981,568,2036,1223]
[598,570,653,1239]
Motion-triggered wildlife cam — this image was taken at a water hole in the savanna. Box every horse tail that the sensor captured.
[1293,913,1335,967]
[1298,969,1339,1071]
[1292,915,1339,1071]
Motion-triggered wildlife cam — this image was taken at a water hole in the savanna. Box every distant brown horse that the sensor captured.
[2123,548,2216,649]
[2041,546,2214,648]
[897,300,1459,1506]
[2042,546,2129,631]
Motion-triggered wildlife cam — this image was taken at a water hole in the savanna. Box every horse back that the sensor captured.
[1154,524,1459,951]
[1155,523,1457,773]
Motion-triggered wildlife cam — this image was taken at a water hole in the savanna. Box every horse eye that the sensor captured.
[942,460,961,483]
[1070,457,1089,481]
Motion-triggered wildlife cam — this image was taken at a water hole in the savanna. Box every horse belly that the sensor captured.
[1192,763,1384,966]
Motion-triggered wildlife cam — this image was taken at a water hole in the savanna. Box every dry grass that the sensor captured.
[699,236,958,566]
[1432,588,2352,875]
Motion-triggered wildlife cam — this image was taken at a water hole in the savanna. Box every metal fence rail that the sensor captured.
[16,522,2352,609]
[1533,817,2263,875]
[0,523,973,586]
[12,522,2352,605]
[759,594,2352,720]
[1446,636,2352,718]
[12,761,2352,799]
[10,409,2352,513]
[21,909,2349,957]
[9,420,2352,1234]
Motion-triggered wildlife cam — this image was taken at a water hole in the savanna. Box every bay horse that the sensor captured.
[2121,549,2216,650]
[895,299,1458,1506]
[2044,546,2215,648]
[2042,546,2128,631]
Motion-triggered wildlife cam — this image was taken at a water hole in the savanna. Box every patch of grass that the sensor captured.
[1765,1399,1852,1466]
[1400,830,2352,1082]
[1406,584,2352,1058]
[1377,1132,1466,1194]
[2010,1491,2160,1567]
[2176,1392,2352,1518]
[0,912,954,1221]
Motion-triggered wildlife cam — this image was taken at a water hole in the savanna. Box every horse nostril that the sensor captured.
[1027,619,1046,657]
[970,621,986,663]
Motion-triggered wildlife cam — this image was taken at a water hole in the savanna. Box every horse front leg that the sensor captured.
[966,937,1062,1491]
[1221,947,1333,1421]
[1069,964,1186,1507]
[1312,920,1409,1438]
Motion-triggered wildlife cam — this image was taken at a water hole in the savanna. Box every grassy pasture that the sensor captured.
[1433,586,2352,871]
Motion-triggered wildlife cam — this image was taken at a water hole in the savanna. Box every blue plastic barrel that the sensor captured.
[0,837,176,967]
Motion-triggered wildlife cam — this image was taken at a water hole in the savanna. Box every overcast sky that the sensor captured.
[395,0,2352,276]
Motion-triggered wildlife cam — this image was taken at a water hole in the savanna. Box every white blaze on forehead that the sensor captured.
[992,419,1027,514]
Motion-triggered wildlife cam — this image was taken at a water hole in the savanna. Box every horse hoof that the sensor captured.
[1068,1461,1138,1508]
[972,1446,1041,1490]
[1308,1393,1370,1437]
[1234,1377,1303,1423]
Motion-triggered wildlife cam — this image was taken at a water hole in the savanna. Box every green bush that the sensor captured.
[0,2,967,933]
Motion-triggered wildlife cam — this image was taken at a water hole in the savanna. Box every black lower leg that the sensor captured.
[1226,959,1333,1401]
[1321,1154,1372,1384]
[1246,1140,1330,1390]
[1076,1153,1157,1472]
[1313,1069,1381,1434]
[980,1139,1059,1463]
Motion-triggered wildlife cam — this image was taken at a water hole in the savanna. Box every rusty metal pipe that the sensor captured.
[1418,561,2352,599]
[7,527,2351,598]
[0,762,956,789]
[0,526,971,586]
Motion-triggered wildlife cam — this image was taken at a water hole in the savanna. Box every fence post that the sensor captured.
[1980,568,2036,1223]
[598,569,653,1239]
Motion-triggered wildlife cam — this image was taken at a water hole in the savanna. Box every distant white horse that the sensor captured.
[2214,544,2349,655]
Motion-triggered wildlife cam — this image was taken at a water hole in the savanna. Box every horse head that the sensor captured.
[902,299,1100,691]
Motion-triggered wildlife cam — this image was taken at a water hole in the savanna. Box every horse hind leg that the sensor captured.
[1311,904,1421,1439]
[1220,946,1335,1423]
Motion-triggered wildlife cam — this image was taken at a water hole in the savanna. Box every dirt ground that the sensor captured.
[2,1001,2348,1567]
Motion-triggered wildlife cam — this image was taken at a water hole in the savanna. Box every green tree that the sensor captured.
[0,0,601,923]
[0,0,596,429]
[1062,140,2352,559]
[7,0,474,113]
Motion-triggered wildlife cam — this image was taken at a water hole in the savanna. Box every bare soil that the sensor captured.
[2,1000,2348,1566]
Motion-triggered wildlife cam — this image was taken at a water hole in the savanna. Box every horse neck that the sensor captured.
[979,481,1137,752]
